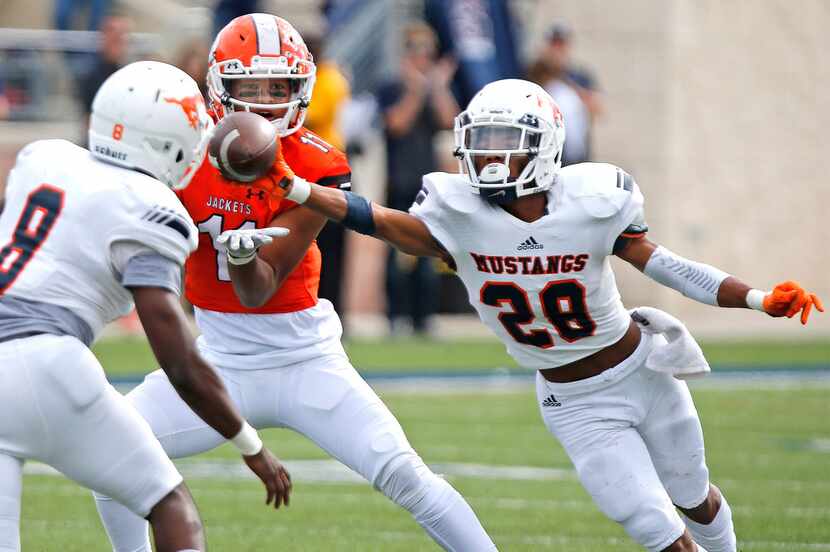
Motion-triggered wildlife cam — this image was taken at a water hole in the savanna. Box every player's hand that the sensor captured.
[254,147,295,206]
[762,280,824,324]
[242,447,292,509]
[217,227,290,265]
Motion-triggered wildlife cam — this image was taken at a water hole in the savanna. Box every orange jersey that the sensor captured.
[178,127,351,314]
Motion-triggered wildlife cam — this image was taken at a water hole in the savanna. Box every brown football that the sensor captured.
[208,111,278,182]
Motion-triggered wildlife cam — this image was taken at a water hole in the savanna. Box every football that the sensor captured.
[208,111,278,182]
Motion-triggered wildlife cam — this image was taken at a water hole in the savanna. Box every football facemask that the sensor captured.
[207,14,316,137]
[454,79,565,203]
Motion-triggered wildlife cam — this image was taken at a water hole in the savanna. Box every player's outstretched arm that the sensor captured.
[616,236,824,324]
[132,287,292,508]
[284,175,449,260]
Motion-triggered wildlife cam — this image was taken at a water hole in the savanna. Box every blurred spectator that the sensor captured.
[425,0,522,107]
[54,0,111,32]
[528,22,604,165]
[305,34,350,152]
[213,0,259,38]
[0,87,9,121]
[0,74,9,120]
[376,22,459,336]
[174,38,210,100]
[303,32,352,316]
[77,13,130,141]
[2,50,49,121]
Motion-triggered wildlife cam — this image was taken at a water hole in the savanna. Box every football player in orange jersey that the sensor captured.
[94,14,497,552]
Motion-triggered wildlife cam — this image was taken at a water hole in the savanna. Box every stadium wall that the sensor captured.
[527,0,829,338]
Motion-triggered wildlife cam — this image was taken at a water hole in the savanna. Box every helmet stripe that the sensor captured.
[252,13,280,56]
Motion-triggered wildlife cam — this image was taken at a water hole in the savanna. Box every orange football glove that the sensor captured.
[255,147,294,209]
[762,280,825,325]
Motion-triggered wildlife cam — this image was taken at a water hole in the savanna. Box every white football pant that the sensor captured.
[95,351,496,552]
[0,334,182,552]
[536,333,714,552]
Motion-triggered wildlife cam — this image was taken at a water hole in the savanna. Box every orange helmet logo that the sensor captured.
[164,94,204,130]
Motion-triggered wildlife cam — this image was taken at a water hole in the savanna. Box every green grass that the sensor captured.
[92,336,830,378]
[20,387,830,550]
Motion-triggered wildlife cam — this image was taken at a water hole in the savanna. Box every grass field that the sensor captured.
[18,338,830,550]
[91,336,830,377]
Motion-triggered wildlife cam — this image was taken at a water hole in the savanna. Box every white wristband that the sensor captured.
[226,250,256,265]
[231,422,263,456]
[285,176,311,204]
[745,289,768,312]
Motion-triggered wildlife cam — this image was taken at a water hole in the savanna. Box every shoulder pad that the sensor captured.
[284,129,351,185]
[12,140,76,173]
[110,175,198,265]
[418,172,481,215]
[560,163,639,219]
[7,140,81,196]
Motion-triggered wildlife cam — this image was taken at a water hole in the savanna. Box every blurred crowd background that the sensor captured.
[0,0,827,340]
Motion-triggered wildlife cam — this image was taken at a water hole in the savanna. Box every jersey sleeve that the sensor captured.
[289,129,352,191]
[608,168,648,254]
[314,148,352,191]
[408,173,458,256]
[110,241,182,295]
[110,184,198,266]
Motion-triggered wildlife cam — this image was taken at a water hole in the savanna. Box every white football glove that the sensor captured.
[217,227,290,265]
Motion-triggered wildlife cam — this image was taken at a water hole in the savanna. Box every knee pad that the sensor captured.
[652,420,710,509]
[663,459,710,510]
[375,455,457,522]
[576,450,684,551]
[620,500,686,552]
[375,455,431,510]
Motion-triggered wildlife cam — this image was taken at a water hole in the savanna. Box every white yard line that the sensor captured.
[25,458,830,521]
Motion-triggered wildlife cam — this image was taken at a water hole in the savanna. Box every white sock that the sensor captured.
[378,457,497,552]
[684,495,737,552]
[696,545,709,552]
[93,492,152,552]
[0,455,22,552]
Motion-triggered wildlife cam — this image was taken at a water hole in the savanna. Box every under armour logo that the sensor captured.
[246,189,266,200]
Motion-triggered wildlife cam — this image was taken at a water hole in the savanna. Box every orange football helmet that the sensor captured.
[207,13,315,136]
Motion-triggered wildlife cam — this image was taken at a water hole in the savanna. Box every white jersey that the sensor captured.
[410,163,646,369]
[0,140,197,339]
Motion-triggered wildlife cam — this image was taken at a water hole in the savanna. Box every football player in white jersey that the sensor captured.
[0,61,290,552]
[259,79,823,552]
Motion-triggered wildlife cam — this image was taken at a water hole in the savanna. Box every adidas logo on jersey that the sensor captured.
[517,236,544,250]
[541,394,561,408]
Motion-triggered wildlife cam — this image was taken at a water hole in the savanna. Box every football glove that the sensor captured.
[762,280,824,325]
[217,227,290,265]
[250,147,295,208]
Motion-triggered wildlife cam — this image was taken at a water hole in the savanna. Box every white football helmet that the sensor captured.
[89,61,213,190]
[454,79,565,203]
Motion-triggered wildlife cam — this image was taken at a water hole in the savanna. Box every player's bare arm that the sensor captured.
[132,286,291,507]
[297,179,449,260]
[615,235,824,324]
[215,140,452,271]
